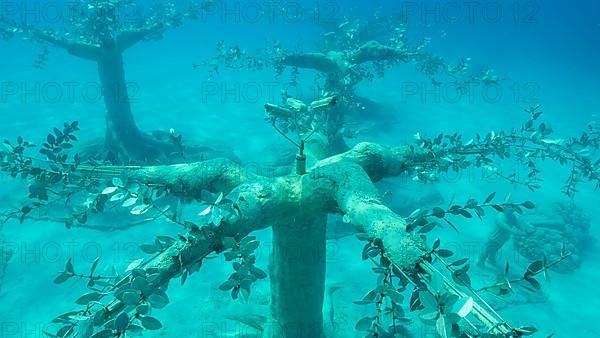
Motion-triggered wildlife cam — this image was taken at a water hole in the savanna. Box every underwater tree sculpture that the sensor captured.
[204,13,494,162]
[1,103,598,337]
[0,1,205,162]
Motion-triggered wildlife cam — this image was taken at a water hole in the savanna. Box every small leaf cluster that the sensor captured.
[1,122,80,199]
[405,192,535,233]
[409,105,600,196]
[50,258,170,338]
[477,244,571,296]
[138,234,204,286]
[100,177,171,217]
[413,289,464,337]
[39,122,79,162]
[355,234,412,337]
[53,257,118,289]
[218,236,266,302]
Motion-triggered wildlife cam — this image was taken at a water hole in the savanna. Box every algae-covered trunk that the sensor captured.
[97,50,159,160]
[270,216,327,337]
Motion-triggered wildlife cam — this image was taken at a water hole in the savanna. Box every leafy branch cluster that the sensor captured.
[48,218,221,338]
[404,192,535,234]
[1,122,231,239]
[53,257,118,288]
[0,0,199,46]
[354,234,490,338]
[138,233,207,287]
[417,239,570,337]
[92,176,173,223]
[49,256,171,338]
[1,139,162,230]
[408,105,600,196]
[320,13,505,90]
[354,235,411,337]
[197,191,230,226]
[41,180,249,337]
[412,193,571,298]
[2,119,312,333]
[351,191,573,337]
[474,245,571,295]
[1,122,83,223]
[0,121,197,233]
[218,235,267,302]
[198,39,277,80]
[410,251,543,338]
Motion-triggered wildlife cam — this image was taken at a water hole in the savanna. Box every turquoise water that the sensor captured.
[1,1,599,337]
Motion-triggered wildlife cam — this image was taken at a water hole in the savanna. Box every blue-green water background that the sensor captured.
[1,0,599,337]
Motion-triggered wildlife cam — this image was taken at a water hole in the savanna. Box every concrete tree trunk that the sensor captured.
[97,49,159,161]
[270,216,327,338]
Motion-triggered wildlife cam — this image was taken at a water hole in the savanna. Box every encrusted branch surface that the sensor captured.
[280,41,411,74]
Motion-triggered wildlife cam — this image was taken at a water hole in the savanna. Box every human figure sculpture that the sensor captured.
[478,207,534,268]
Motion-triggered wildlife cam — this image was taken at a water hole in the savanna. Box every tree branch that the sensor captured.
[31,30,101,61]
[279,41,412,74]
[348,40,412,64]
[1,17,102,61]
[82,142,426,197]
[115,23,164,52]
[280,52,344,73]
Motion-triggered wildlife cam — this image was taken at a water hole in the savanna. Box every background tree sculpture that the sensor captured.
[1,0,209,163]
[204,13,498,162]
